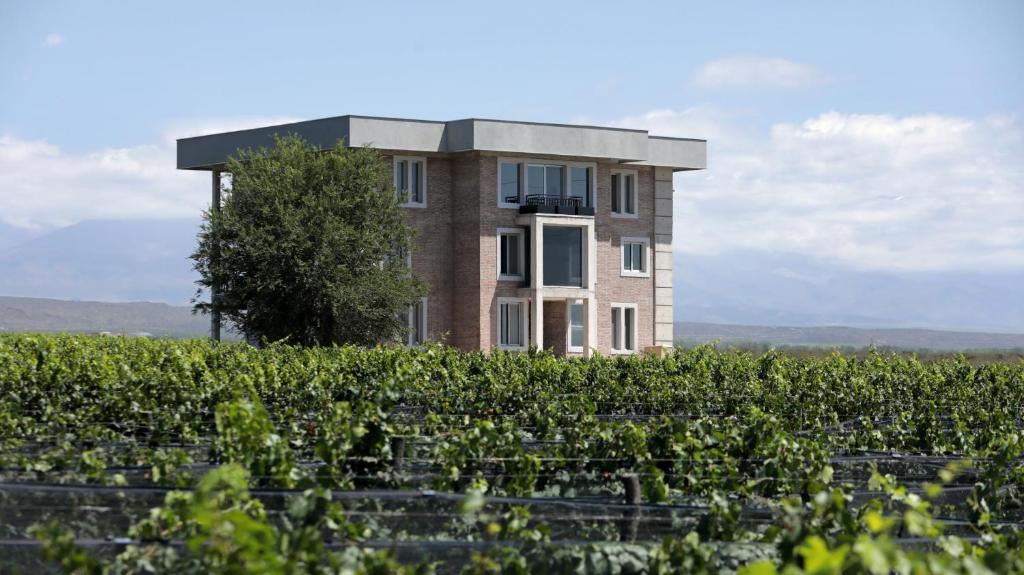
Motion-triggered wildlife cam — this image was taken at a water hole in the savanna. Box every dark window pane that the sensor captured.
[545,165,564,197]
[411,161,422,202]
[625,308,635,350]
[570,167,589,205]
[625,175,634,214]
[611,308,621,350]
[500,235,509,275]
[569,303,584,348]
[611,174,620,212]
[543,226,583,287]
[632,244,642,271]
[507,235,519,275]
[501,163,519,203]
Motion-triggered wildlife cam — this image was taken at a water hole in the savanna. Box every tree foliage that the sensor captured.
[191,135,425,346]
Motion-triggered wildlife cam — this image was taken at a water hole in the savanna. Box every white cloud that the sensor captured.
[694,56,826,89]
[43,33,64,47]
[0,116,302,230]
[612,109,1024,272]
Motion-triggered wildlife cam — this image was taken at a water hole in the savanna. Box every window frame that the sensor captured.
[497,297,529,351]
[394,156,427,208]
[407,297,428,346]
[619,236,651,278]
[610,303,638,355]
[610,169,639,218]
[496,227,526,281]
[566,300,585,353]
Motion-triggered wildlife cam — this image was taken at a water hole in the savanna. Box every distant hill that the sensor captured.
[676,321,1024,352]
[0,296,208,337]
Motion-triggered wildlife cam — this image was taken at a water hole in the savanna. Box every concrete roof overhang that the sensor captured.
[176,115,706,171]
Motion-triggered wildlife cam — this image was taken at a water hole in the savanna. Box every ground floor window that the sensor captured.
[567,301,584,352]
[498,297,528,350]
[610,303,637,354]
[407,297,427,346]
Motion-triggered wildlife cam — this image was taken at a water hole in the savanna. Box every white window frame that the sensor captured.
[407,297,428,346]
[496,227,526,281]
[610,303,638,355]
[499,157,597,209]
[566,300,585,353]
[497,297,529,351]
[620,236,651,278]
[610,169,638,218]
[394,156,427,208]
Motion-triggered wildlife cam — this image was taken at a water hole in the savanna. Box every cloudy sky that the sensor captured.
[1,1,1022,278]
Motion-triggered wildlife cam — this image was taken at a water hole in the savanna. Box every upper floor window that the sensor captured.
[498,158,594,208]
[395,157,426,208]
[610,303,637,354]
[499,161,522,207]
[611,170,637,217]
[543,225,584,287]
[620,237,650,277]
[498,297,528,351]
[497,227,525,280]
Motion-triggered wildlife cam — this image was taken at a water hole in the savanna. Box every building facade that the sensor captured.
[177,116,706,356]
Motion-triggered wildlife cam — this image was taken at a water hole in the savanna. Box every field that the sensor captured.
[0,335,1022,573]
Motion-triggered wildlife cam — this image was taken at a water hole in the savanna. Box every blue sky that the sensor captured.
[1,1,1022,277]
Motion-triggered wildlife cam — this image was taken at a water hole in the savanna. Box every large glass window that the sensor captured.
[568,302,584,351]
[569,166,592,207]
[499,299,527,349]
[527,165,546,196]
[543,226,583,287]
[500,162,520,205]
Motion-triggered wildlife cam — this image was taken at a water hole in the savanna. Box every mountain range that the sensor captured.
[0,218,1021,335]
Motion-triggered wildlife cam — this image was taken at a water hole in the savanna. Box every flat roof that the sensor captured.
[176,115,706,171]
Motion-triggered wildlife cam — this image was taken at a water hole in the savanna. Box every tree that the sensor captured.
[191,135,425,347]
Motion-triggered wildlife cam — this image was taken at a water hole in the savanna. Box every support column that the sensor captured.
[529,220,544,349]
[653,167,674,348]
[584,295,597,357]
[210,170,222,342]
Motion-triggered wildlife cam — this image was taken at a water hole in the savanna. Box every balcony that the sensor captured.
[505,194,596,216]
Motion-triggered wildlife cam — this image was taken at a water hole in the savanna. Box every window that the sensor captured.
[382,242,411,270]
[611,170,637,217]
[567,301,585,352]
[610,304,637,354]
[394,157,426,207]
[527,164,564,198]
[407,297,427,346]
[620,237,650,277]
[569,166,592,206]
[498,298,528,350]
[497,227,525,280]
[499,161,522,207]
[543,226,583,287]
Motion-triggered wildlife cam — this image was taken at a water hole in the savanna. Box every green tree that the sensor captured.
[191,135,425,346]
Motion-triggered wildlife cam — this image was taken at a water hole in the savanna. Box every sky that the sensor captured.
[1,0,1022,276]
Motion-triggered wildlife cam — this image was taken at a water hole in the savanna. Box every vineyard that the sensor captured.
[1,334,1022,574]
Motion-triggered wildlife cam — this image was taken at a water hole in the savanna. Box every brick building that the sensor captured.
[177,116,706,356]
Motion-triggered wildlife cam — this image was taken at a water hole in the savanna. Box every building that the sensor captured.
[177,115,706,356]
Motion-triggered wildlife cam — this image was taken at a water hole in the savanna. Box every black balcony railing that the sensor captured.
[507,194,595,216]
